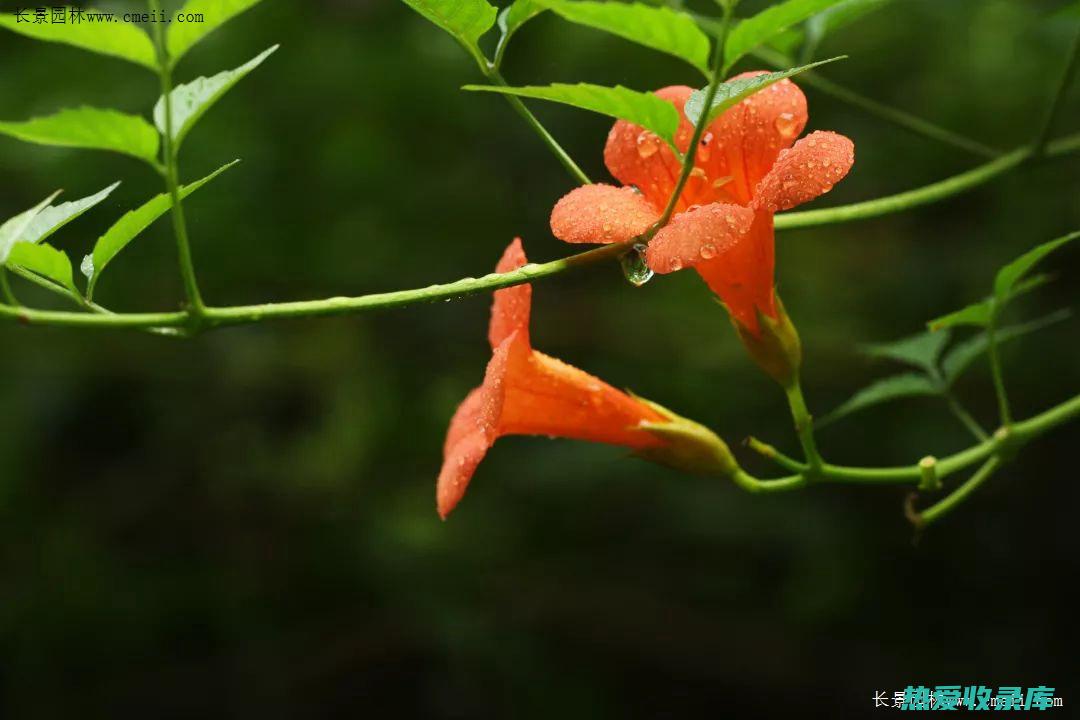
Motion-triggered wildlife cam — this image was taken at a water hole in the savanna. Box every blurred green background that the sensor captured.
[1,0,1079,716]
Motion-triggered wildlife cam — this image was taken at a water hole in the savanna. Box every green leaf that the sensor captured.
[495,0,545,63]
[941,309,1072,385]
[993,231,1080,302]
[802,0,891,57]
[0,10,157,70]
[168,0,267,64]
[860,328,951,375]
[0,192,60,264]
[542,1,711,74]
[820,373,940,426]
[399,0,498,63]
[82,161,239,289]
[928,300,993,331]
[684,56,843,125]
[154,45,278,151]
[20,182,121,247]
[725,0,847,69]
[6,242,77,294]
[463,83,681,147]
[0,107,160,164]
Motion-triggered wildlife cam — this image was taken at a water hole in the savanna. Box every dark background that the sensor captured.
[1,0,1078,716]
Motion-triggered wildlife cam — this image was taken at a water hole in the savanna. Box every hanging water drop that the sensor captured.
[620,243,654,287]
[774,112,798,139]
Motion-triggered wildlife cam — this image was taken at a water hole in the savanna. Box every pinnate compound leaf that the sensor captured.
[154,45,278,150]
[993,231,1080,302]
[860,328,950,375]
[6,242,78,294]
[19,182,121,247]
[0,192,60,264]
[820,373,940,426]
[684,57,843,125]
[928,232,1078,331]
[0,10,157,70]
[725,0,848,69]
[941,309,1072,385]
[464,83,681,146]
[0,107,160,164]
[399,0,497,60]
[83,161,239,287]
[542,1,711,74]
[168,0,266,63]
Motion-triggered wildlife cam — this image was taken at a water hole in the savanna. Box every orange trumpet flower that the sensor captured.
[550,73,855,335]
[437,238,670,518]
[437,239,741,518]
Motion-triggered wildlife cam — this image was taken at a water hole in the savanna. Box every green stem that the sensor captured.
[730,469,807,494]
[916,456,1002,526]
[752,47,1000,159]
[0,241,632,330]
[6,266,182,336]
[775,148,1029,230]
[943,390,989,441]
[485,68,591,186]
[746,436,808,473]
[987,309,1012,426]
[655,4,733,229]
[0,269,17,306]
[785,380,823,470]
[149,0,205,319]
[1033,27,1080,156]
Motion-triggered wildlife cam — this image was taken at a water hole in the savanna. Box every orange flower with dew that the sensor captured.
[437,238,671,518]
[550,73,855,334]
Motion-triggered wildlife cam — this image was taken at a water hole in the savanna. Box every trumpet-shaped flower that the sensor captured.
[550,75,855,334]
[437,239,670,518]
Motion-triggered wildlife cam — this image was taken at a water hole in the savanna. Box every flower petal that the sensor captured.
[489,238,532,349]
[702,72,808,206]
[550,184,660,245]
[603,86,694,211]
[753,131,855,212]
[437,330,524,518]
[645,203,755,274]
[499,350,667,448]
[693,211,777,335]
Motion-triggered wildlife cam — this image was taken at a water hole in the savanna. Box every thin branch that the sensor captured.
[775,148,1029,230]
[943,391,990,441]
[484,68,592,186]
[916,456,1003,526]
[655,5,733,229]
[752,47,1001,159]
[1033,27,1080,155]
[149,0,205,319]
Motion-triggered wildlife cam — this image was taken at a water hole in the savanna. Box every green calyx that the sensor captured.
[633,397,739,479]
[731,293,803,389]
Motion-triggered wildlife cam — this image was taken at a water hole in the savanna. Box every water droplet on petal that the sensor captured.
[700,243,717,259]
[774,112,798,139]
[620,243,654,287]
[667,257,683,272]
[698,132,713,162]
[636,131,660,158]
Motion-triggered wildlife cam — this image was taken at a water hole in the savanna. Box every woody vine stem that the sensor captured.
[2,5,1079,526]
